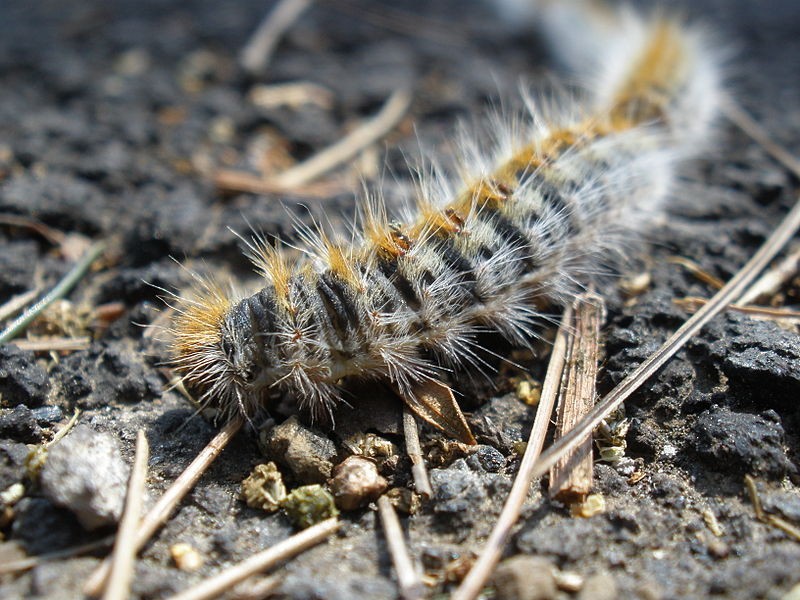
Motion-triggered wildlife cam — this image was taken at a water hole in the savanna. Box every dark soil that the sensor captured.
[1,1,799,599]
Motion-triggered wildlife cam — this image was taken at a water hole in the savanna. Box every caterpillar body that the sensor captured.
[171,7,720,443]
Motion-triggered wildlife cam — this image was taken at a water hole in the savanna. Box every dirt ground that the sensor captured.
[1,1,799,599]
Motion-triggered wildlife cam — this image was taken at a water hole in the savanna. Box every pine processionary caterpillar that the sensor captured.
[170,4,722,443]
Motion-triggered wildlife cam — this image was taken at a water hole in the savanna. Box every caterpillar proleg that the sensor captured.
[171,5,721,443]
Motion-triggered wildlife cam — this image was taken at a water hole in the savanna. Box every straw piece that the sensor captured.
[378,495,425,600]
[403,409,433,499]
[167,518,340,600]
[240,0,314,75]
[452,307,572,600]
[103,430,150,600]
[271,86,411,189]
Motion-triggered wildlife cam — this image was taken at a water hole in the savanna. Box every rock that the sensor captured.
[52,341,162,408]
[492,555,557,600]
[11,497,86,554]
[0,345,49,407]
[470,394,535,454]
[578,572,618,600]
[466,445,505,473]
[517,517,608,562]
[430,459,487,525]
[328,456,387,511]
[702,314,800,407]
[262,416,337,484]
[691,407,791,478]
[40,424,130,530]
[29,405,64,426]
[0,405,43,442]
[0,441,30,491]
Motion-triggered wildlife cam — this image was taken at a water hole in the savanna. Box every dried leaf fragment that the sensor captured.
[397,379,476,445]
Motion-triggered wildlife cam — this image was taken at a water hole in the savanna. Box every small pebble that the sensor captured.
[571,493,606,518]
[492,555,557,600]
[328,456,387,511]
[39,425,129,530]
[466,445,505,473]
[385,487,420,515]
[578,572,617,600]
[262,416,337,484]
[170,543,204,571]
[30,406,64,426]
[554,569,584,592]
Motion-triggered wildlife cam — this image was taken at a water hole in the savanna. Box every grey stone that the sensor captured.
[40,425,129,530]
[262,416,337,484]
[691,407,791,478]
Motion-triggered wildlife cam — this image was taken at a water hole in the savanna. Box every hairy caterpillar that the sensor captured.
[171,5,720,443]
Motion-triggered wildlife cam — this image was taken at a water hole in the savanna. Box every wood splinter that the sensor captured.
[549,292,606,504]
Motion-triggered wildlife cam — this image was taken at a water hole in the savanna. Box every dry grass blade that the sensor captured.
[11,336,91,352]
[249,81,335,110]
[0,536,115,575]
[668,256,725,289]
[744,475,800,542]
[167,518,340,600]
[84,417,244,597]
[271,86,412,189]
[378,495,425,600]
[674,296,800,321]
[721,98,800,177]
[452,306,572,600]
[549,293,604,503]
[0,288,40,322]
[735,243,800,306]
[213,169,346,198]
[403,409,433,499]
[240,0,314,75]
[0,241,106,344]
[103,430,150,600]
[529,194,800,483]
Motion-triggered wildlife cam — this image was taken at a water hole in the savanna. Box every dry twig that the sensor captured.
[549,293,604,502]
[721,98,800,177]
[10,336,91,352]
[213,168,345,198]
[668,256,725,289]
[84,417,244,597]
[240,0,314,75]
[0,536,115,575]
[452,306,572,600]
[167,518,340,600]
[0,288,40,322]
[735,243,800,306]
[403,409,433,499]
[378,495,424,600]
[271,86,412,189]
[744,475,800,542]
[103,430,150,600]
[674,296,800,321]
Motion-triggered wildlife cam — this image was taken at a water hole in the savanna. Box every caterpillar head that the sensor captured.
[170,284,270,420]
